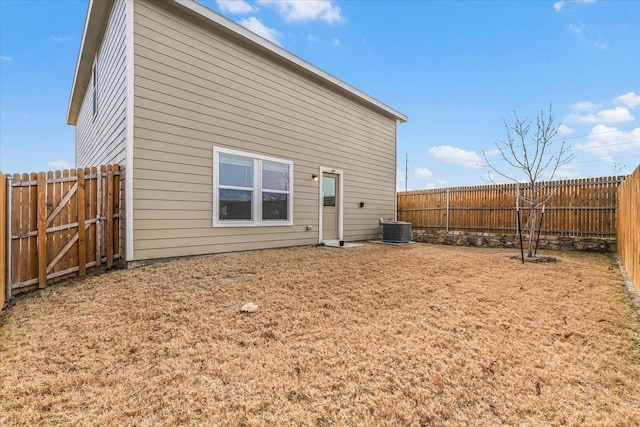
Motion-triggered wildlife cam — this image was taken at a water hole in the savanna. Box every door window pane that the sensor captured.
[219,189,252,220]
[262,161,290,191]
[219,154,253,187]
[262,193,288,220]
[323,176,336,207]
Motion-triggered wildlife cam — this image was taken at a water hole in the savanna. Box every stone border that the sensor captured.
[412,230,616,253]
[617,257,640,321]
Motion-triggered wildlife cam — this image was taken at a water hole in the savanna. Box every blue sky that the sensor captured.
[1,0,639,189]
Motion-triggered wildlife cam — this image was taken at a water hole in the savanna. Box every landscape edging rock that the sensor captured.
[412,230,616,253]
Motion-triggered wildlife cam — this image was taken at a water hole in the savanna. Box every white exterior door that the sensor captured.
[322,173,339,240]
[319,168,343,243]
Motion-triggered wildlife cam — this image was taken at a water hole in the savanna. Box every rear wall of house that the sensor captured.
[131,0,398,260]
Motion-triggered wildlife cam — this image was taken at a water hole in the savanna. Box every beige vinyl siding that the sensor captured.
[75,0,127,168]
[131,0,397,260]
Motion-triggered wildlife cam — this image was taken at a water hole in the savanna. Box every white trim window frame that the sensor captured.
[213,146,293,227]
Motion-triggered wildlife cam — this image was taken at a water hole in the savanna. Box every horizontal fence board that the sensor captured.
[398,176,625,238]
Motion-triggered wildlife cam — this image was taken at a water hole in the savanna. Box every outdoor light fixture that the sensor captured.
[312,174,318,181]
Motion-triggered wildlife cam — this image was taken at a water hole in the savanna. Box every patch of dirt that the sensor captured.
[1,245,639,426]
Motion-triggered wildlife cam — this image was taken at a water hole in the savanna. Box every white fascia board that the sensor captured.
[174,0,408,123]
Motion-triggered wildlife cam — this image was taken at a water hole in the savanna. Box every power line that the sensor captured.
[561,126,637,141]
[477,147,640,167]
[482,139,640,163]
[570,140,640,152]
[485,126,638,151]
[561,155,640,166]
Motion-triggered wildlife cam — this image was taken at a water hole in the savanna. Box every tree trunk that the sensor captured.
[528,206,535,258]
[527,182,537,258]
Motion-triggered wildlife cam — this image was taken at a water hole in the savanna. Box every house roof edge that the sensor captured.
[67,0,115,125]
[67,0,408,125]
[173,0,407,123]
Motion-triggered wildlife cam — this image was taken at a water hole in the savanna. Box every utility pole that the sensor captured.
[405,153,408,192]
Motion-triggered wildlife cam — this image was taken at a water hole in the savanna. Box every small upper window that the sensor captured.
[213,147,293,227]
[92,61,98,118]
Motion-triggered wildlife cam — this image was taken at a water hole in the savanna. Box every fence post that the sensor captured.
[96,167,103,267]
[78,168,86,276]
[446,188,450,232]
[106,165,114,267]
[1,173,6,306]
[37,172,47,288]
[515,184,520,234]
[5,175,12,302]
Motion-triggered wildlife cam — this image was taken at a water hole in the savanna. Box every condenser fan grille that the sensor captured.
[382,222,412,243]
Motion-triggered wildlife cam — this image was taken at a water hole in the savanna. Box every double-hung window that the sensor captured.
[213,147,293,226]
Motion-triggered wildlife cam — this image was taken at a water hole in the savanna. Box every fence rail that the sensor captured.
[617,166,639,292]
[397,176,624,238]
[1,165,120,303]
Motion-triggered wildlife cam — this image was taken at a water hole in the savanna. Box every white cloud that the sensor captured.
[331,37,341,47]
[258,0,343,24]
[614,92,640,109]
[49,160,71,170]
[396,171,410,191]
[50,35,74,42]
[570,101,598,112]
[569,23,584,35]
[593,41,607,49]
[307,34,319,43]
[238,17,282,45]
[422,182,440,189]
[558,124,575,135]
[483,171,511,185]
[483,148,501,157]
[216,0,254,14]
[556,0,595,12]
[0,56,11,61]
[573,125,640,161]
[553,164,582,179]
[567,106,634,124]
[428,145,482,168]
[415,167,433,180]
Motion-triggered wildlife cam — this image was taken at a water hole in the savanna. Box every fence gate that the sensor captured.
[1,165,120,303]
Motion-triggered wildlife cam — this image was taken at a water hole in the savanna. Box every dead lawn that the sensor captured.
[1,244,639,426]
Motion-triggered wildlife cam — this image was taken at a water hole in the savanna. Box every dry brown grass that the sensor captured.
[1,244,639,426]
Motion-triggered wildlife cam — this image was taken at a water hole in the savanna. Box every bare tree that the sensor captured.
[483,103,575,258]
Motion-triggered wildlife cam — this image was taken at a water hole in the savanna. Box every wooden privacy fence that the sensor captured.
[398,176,624,238]
[617,165,639,292]
[1,165,120,304]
